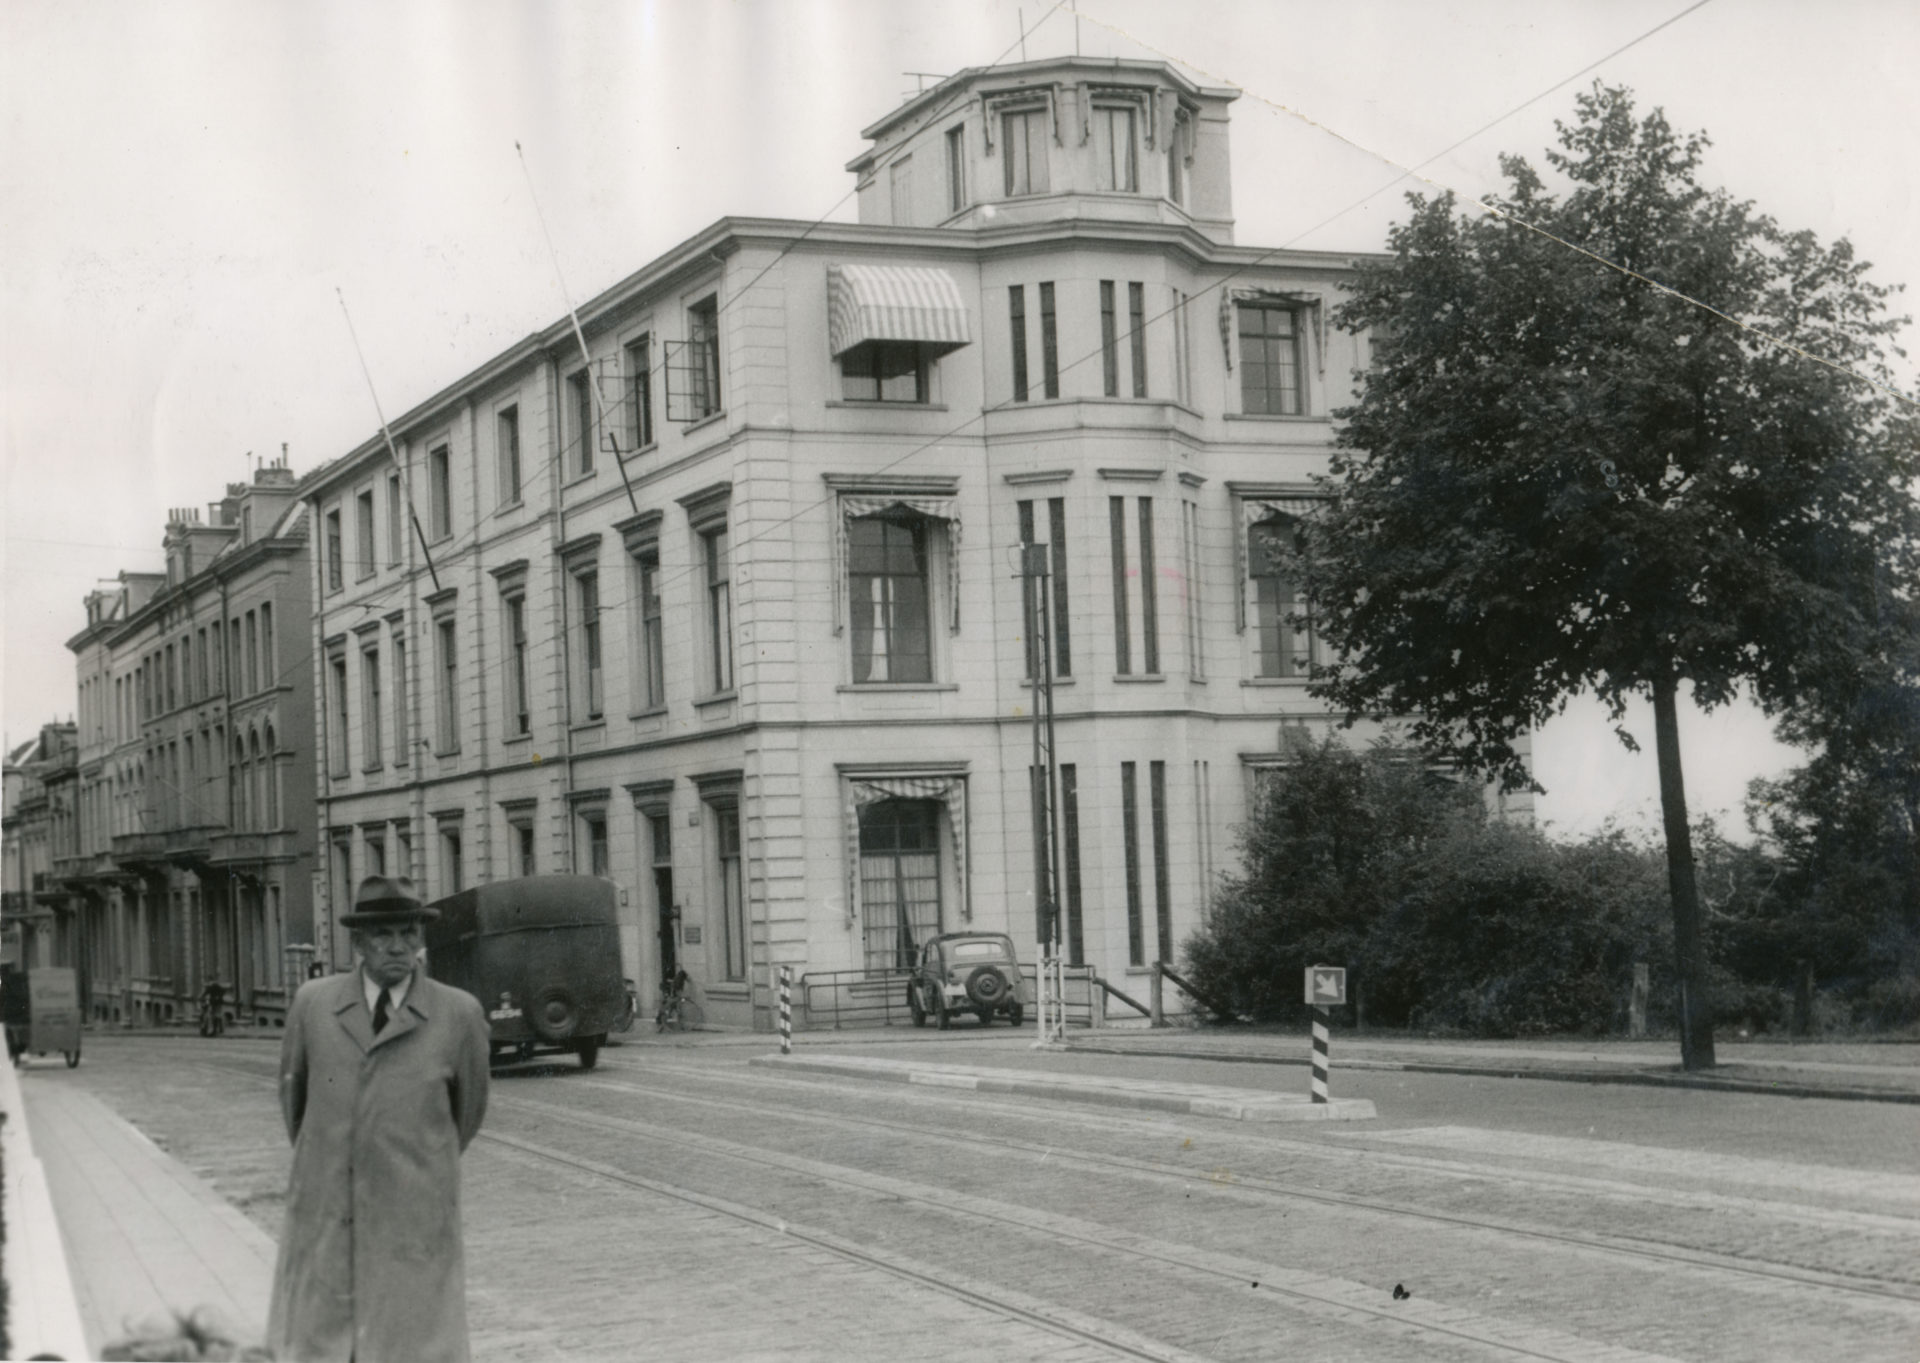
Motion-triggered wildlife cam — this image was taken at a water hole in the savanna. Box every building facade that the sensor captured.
[2,723,80,980]
[60,460,318,1027]
[302,57,1528,1031]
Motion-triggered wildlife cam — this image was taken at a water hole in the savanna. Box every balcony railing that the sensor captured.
[208,829,297,866]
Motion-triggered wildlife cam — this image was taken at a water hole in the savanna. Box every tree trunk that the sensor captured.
[1651,672,1716,1070]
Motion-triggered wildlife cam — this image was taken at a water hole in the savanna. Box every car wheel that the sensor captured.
[909,984,927,1027]
[965,966,1009,1010]
[1009,1004,1025,1027]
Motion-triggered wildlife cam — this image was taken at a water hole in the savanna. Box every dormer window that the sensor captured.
[1092,104,1138,192]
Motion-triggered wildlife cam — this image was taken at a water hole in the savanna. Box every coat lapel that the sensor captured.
[368,970,431,1052]
[332,975,375,1054]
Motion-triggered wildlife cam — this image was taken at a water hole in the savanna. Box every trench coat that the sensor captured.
[266,967,490,1363]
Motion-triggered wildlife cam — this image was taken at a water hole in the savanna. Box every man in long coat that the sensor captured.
[268,875,490,1363]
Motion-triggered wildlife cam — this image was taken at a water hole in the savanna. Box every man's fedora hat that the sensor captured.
[340,874,439,926]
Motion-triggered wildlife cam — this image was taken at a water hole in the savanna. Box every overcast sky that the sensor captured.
[4,0,1914,840]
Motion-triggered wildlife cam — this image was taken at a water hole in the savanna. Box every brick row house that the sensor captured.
[55,462,318,1027]
[302,56,1527,1031]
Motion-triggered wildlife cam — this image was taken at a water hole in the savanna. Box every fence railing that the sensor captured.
[799,963,1104,1030]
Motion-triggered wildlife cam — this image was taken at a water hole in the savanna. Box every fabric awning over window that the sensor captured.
[827,265,972,358]
[834,495,962,634]
[842,774,970,929]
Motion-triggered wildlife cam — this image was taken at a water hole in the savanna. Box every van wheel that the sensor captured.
[577,1035,602,1070]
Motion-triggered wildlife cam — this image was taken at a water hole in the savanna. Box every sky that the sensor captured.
[4,0,1914,840]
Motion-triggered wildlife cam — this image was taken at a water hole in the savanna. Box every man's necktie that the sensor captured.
[373,989,391,1035]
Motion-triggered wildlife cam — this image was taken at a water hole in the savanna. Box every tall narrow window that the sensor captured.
[392,633,409,767]
[1138,498,1159,674]
[626,337,653,450]
[1121,761,1144,965]
[511,817,535,877]
[581,811,609,877]
[1150,760,1171,963]
[634,548,666,710]
[1109,498,1131,675]
[945,125,966,212]
[1238,303,1304,415]
[356,490,376,577]
[1182,500,1204,679]
[1002,108,1048,196]
[260,604,274,691]
[441,824,463,895]
[504,594,530,736]
[498,406,522,505]
[328,653,349,777]
[716,804,745,980]
[1172,288,1191,407]
[1009,285,1029,403]
[361,647,383,769]
[1061,763,1084,966]
[858,798,942,972]
[1250,518,1319,678]
[687,296,721,420]
[436,618,459,752]
[704,526,733,693]
[1092,105,1138,192]
[264,725,279,827]
[429,445,452,540]
[849,516,932,684]
[1016,498,1071,679]
[1168,109,1189,206]
[569,370,595,476]
[388,473,404,565]
[326,509,343,592]
[1100,281,1119,397]
[1039,282,1059,398]
[1129,282,1147,397]
[245,613,258,695]
[575,569,603,721]
[889,153,913,224]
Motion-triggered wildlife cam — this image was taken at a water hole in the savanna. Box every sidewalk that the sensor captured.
[14,1060,277,1358]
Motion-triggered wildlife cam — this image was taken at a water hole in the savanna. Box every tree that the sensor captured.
[1303,85,1919,1069]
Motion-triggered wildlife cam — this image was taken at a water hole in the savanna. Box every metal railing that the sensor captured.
[799,963,1104,1030]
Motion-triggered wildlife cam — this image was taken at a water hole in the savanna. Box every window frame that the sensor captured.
[701,524,734,696]
[847,513,935,685]
[568,369,596,478]
[1236,302,1307,417]
[497,404,522,507]
[503,589,531,738]
[1038,281,1059,398]
[1092,103,1139,193]
[686,295,722,421]
[1001,107,1049,197]
[325,507,344,593]
[433,612,460,755]
[1248,515,1322,680]
[839,340,931,404]
[428,443,453,541]
[1009,285,1029,403]
[573,565,604,723]
[625,334,654,451]
[360,642,383,771]
[945,124,966,212]
[355,488,377,579]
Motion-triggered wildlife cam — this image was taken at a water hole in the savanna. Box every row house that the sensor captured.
[2,723,79,982]
[60,461,318,1026]
[303,56,1530,1030]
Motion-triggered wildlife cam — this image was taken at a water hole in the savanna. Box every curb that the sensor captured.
[0,1061,91,1361]
[1063,1043,1920,1105]
[751,1053,1378,1122]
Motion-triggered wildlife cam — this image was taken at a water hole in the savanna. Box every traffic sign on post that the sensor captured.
[1305,965,1346,1006]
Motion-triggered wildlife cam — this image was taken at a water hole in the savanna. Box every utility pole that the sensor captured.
[1020,543,1065,1044]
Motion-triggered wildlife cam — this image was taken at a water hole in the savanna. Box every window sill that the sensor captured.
[562,468,599,489]
[1019,676,1074,688]
[837,682,958,693]
[705,983,749,998]
[570,719,607,737]
[694,690,738,709]
[825,400,949,413]
[1223,412,1324,424]
[1240,677,1313,687]
[502,731,533,746]
[628,705,669,721]
[1112,673,1166,684]
[360,763,385,775]
[683,411,727,437]
[494,498,525,516]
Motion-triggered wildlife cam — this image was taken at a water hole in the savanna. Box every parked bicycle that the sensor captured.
[655,969,695,1032]
[198,980,227,1037]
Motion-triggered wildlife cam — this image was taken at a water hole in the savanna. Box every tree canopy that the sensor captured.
[1301,84,1919,1067]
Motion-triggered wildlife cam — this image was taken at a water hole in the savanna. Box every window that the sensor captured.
[1017,498,1071,679]
[1238,303,1304,415]
[579,810,610,877]
[260,604,273,689]
[364,829,386,877]
[1110,496,1159,675]
[1039,282,1059,398]
[440,823,464,896]
[504,593,530,737]
[568,370,595,476]
[1150,760,1171,964]
[1009,285,1029,403]
[1181,499,1204,679]
[1122,761,1144,965]
[244,613,258,694]
[326,509,343,592]
[1092,104,1138,192]
[1167,108,1190,205]
[849,515,932,683]
[1129,282,1147,397]
[841,341,928,403]
[196,629,209,698]
[166,644,178,711]
[713,803,744,979]
[1101,281,1119,397]
[687,296,721,420]
[328,652,349,777]
[227,622,240,693]
[435,617,459,753]
[498,406,522,505]
[428,444,452,540]
[574,569,603,721]
[180,637,193,704]
[626,337,653,450]
[703,526,733,693]
[889,153,913,224]
[264,724,279,827]
[388,473,404,564]
[1172,288,1191,406]
[1060,763,1084,965]
[356,489,376,577]
[392,630,409,767]
[1002,108,1048,196]
[1250,517,1320,678]
[945,125,966,212]
[512,818,535,877]
[361,646,383,769]
[633,547,666,711]
[859,799,941,971]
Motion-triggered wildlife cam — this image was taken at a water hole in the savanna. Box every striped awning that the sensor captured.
[827,264,972,358]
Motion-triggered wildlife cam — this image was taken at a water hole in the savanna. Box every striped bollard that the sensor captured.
[778,964,792,1055]
[1309,1006,1330,1103]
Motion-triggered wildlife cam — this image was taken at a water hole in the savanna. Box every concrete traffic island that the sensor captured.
[751,1052,1378,1122]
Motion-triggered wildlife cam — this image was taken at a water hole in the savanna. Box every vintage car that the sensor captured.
[424,875,626,1069]
[908,931,1026,1029]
